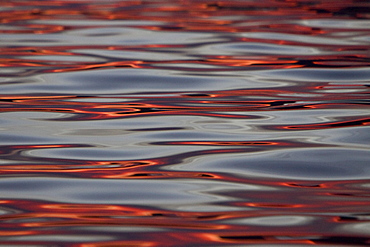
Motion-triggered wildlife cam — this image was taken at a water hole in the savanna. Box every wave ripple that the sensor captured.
[0,0,370,246]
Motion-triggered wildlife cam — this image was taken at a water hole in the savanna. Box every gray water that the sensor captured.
[0,0,370,246]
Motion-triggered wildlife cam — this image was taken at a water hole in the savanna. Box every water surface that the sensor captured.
[0,0,370,246]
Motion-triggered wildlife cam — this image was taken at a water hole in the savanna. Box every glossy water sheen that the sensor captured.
[1,0,370,246]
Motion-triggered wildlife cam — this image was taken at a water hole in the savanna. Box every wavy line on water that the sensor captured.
[0,85,368,120]
[1,0,370,78]
[0,176,369,245]
[1,0,370,246]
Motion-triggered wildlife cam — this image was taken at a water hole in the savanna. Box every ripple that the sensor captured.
[175,148,370,180]
[241,32,363,45]
[255,67,370,82]
[0,177,218,205]
[2,234,113,242]
[0,177,273,211]
[226,215,315,226]
[1,0,370,246]
[301,19,370,30]
[341,222,370,235]
[11,69,251,94]
[202,42,317,56]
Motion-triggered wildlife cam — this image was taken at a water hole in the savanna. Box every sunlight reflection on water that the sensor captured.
[0,0,370,246]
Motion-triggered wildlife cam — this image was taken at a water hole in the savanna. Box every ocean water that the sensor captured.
[0,0,370,246]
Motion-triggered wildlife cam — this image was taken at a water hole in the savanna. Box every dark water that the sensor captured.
[1,0,370,246]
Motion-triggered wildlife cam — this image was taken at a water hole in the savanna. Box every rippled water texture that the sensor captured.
[1,0,370,246]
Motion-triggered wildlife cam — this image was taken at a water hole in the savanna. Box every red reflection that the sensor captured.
[1,174,370,246]
[272,116,370,130]
[1,0,370,246]
[1,86,368,121]
[1,0,369,75]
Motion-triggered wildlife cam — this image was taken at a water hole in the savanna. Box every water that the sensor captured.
[1,0,370,246]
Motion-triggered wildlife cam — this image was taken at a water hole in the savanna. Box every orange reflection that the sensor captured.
[201,232,318,245]
[1,0,370,246]
[1,89,368,121]
[1,0,369,75]
[274,117,370,130]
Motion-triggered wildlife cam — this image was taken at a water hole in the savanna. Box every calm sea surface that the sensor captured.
[1,0,370,246]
